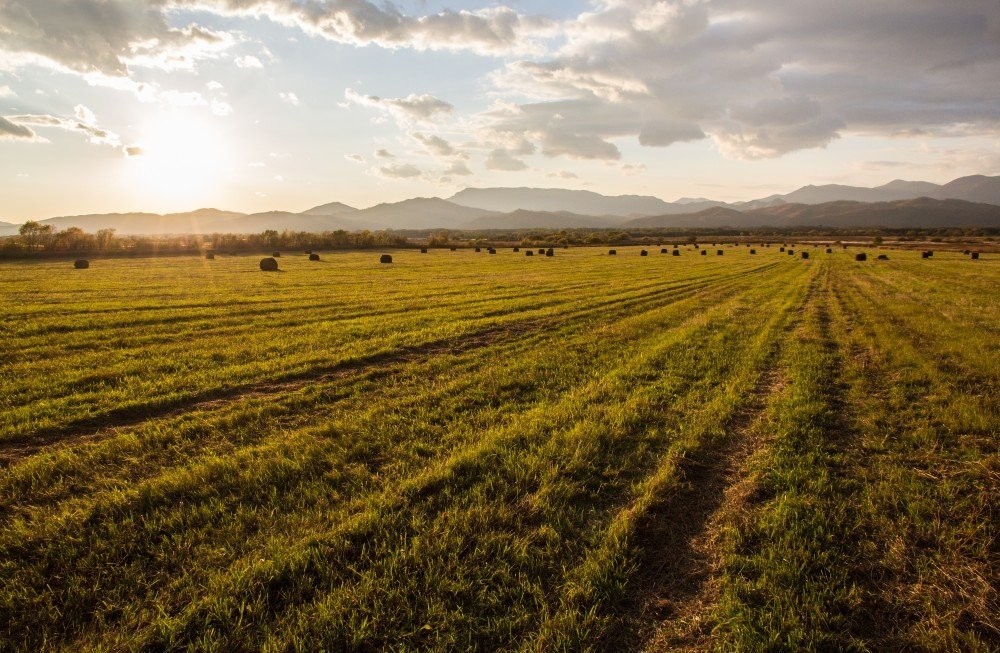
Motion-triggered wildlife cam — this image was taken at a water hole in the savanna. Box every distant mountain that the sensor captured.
[208,211,378,233]
[461,209,625,230]
[300,201,358,216]
[33,210,246,234]
[356,197,495,230]
[623,198,1000,229]
[0,221,19,236]
[935,175,1000,204]
[450,187,676,217]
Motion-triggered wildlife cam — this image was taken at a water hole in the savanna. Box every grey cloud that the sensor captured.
[488,0,1000,159]
[0,116,36,140]
[377,162,423,178]
[485,149,528,171]
[444,160,473,176]
[413,133,455,156]
[4,110,125,148]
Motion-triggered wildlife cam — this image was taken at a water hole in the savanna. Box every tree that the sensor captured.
[19,221,41,251]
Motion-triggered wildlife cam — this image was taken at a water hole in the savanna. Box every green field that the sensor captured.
[1,246,996,652]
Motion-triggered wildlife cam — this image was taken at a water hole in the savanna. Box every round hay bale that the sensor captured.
[971,252,980,260]
[694,244,699,249]
[74,259,90,269]
[788,249,795,255]
[525,250,534,256]
[420,247,428,253]
[925,250,934,257]
[673,244,679,249]
[700,249,707,256]
[672,250,680,256]
[309,253,320,261]
[260,257,279,271]
[513,246,520,252]
[661,248,668,254]
[877,254,889,260]
[273,251,281,257]
[609,249,617,255]
[380,254,393,264]
[563,245,569,249]
[855,252,867,261]
[826,248,833,253]
[205,252,215,260]
[801,251,810,259]
[475,247,481,252]
[488,248,497,254]
[640,249,648,256]
[546,248,554,257]
[921,251,930,259]
[749,249,756,254]
[450,246,457,251]
[717,250,723,255]
[538,248,545,255]
[779,247,785,252]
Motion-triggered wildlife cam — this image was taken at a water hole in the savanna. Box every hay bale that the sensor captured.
[545,248,554,257]
[921,251,930,259]
[788,249,795,255]
[750,249,756,254]
[380,254,393,264]
[672,250,680,256]
[700,249,707,256]
[963,249,970,255]
[971,252,980,260]
[640,249,648,256]
[450,246,457,251]
[855,253,867,261]
[273,251,281,257]
[475,247,481,252]
[826,248,832,253]
[488,247,497,254]
[661,248,668,254]
[877,254,889,260]
[609,249,617,255]
[420,247,428,253]
[694,244,699,249]
[563,245,569,249]
[779,247,785,252]
[309,253,320,261]
[538,248,545,255]
[513,246,520,252]
[717,249,723,255]
[260,257,279,271]
[205,252,215,260]
[801,251,810,259]
[526,250,534,256]
[74,259,90,269]
[925,250,934,257]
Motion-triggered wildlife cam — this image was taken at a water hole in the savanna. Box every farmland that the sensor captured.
[0,246,996,652]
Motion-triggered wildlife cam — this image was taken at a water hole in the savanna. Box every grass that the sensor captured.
[0,246,996,652]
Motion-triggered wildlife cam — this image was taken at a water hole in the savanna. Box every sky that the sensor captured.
[1,0,999,221]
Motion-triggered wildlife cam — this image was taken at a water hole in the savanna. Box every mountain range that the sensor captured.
[2,175,998,235]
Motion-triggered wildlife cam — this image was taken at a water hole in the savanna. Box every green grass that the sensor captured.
[0,246,996,652]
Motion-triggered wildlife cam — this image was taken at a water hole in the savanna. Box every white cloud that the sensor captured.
[444,160,473,176]
[211,100,233,116]
[234,55,263,69]
[206,80,224,90]
[345,88,453,126]
[0,109,138,152]
[0,85,14,98]
[278,91,300,106]
[344,153,365,163]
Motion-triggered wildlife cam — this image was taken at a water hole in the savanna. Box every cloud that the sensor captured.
[211,100,233,116]
[376,162,423,178]
[345,88,453,125]
[206,80,224,90]
[0,116,35,140]
[444,160,473,176]
[124,145,144,156]
[279,91,300,106]
[483,0,1000,160]
[234,55,263,69]
[0,1,236,76]
[1,107,141,152]
[412,132,455,156]
[344,153,364,163]
[485,148,528,171]
[0,85,14,98]
[375,148,395,159]
[547,170,578,179]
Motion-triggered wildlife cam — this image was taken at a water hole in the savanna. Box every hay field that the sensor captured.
[1,246,997,652]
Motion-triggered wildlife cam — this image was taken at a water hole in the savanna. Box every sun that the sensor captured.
[126,114,231,207]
